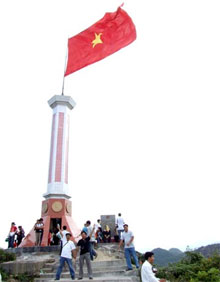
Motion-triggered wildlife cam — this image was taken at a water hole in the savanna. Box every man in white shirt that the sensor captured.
[57,225,77,254]
[141,252,166,282]
[94,219,101,231]
[55,232,76,280]
[118,224,139,270]
[57,225,69,245]
[116,213,124,239]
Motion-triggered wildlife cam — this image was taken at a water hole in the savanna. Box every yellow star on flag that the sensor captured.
[92,33,103,48]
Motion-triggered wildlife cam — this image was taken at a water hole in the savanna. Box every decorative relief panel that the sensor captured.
[52,201,63,212]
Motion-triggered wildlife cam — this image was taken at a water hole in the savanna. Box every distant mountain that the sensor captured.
[152,247,184,266]
[139,244,220,267]
[195,243,220,257]
[169,248,183,255]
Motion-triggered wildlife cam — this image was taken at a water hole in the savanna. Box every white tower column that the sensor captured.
[44,95,76,199]
[19,94,80,247]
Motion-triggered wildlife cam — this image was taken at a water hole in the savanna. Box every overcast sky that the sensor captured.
[0,0,220,252]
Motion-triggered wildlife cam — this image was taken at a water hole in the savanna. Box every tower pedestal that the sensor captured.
[19,199,80,247]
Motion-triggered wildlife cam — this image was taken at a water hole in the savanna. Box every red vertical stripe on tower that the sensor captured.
[55,113,64,182]
[48,114,56,183]
[65,115,70,184]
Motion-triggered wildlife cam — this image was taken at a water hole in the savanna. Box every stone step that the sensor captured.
[39,268,129,279]
[34,277,134,282]
[44,263,57,268]
[90,260,126,267]
[41,265,127,273]
[44,260,126,270]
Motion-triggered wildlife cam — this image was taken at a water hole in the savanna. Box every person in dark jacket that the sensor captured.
[76,225,95,280]
[16,226,25,246]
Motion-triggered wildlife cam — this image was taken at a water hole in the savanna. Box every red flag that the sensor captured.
[65,7,136,76]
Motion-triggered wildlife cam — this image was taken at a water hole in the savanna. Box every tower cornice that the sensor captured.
[48,95,76,110]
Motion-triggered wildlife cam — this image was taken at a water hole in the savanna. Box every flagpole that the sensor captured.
[62,40,68,96]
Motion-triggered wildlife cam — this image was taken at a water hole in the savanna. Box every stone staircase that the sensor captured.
[34,244,140,282]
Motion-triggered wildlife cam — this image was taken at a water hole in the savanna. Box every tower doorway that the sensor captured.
[50,218,62,233]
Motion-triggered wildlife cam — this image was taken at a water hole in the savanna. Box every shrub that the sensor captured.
[13,273,37,282]
[0,268,10,280]
[0,249,16,263]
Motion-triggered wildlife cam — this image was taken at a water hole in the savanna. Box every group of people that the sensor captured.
[94,222,112,243]
[54,222,96,280]
[54,213,166,281]
[116,214,166,281]
[7,214,165,281]
[7,222,25,248]
[54,213,141,280]
[93,213,126,244]
[7,218,44,248]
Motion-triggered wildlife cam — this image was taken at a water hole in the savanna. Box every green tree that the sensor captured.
[156,252,220,282]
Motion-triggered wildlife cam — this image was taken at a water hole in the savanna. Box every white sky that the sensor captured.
[0,0,220,253]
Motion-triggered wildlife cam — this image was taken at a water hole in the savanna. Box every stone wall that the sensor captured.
[0,260,45,275]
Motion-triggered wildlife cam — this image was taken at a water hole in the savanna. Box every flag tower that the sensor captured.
[20,95,80,247]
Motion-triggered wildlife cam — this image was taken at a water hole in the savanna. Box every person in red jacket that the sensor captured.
[8,222,17,248]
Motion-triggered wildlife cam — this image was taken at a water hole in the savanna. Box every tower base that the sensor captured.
[19,199,80,247]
